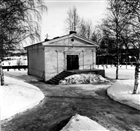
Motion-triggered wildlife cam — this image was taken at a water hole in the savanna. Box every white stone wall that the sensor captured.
[44,48,65,81]
[79,49,93,70]
[28,48,45,79]
[44,46,96,81]
[58,52,65,71]
[27,36,97,81]
[92,48,96,68]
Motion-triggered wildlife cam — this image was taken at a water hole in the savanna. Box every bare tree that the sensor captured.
[78,18,87,38]
[65,6,93,39]
[124,0,140,94]
[78,19,93,39]
[102,0,132,79]
[91,26,103,45]
[0,0,47,85]
[85,20,93,39]
[102,0,140,93]
[115,0,140,94]
[65,6,80,32]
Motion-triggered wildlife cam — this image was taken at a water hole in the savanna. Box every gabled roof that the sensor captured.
[43,33,97,47]
[25,33,97,49]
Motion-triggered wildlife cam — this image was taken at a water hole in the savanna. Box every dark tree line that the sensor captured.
[95,0,140,93]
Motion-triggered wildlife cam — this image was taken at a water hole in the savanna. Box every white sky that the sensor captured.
[40,0,108,41]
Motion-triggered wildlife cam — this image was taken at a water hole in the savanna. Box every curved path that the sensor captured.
[1,74,140,131]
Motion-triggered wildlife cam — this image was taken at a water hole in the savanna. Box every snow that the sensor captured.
[2,56,27,66]
[107,80,140,110]
[59,73,109,85]
[1,76,44,121]
[97,65,135,80]
[96,65,140,110]
[1,72,110,131]
[61,114,109,131]
[1,65,140,130]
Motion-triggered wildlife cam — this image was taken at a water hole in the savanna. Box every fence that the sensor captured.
[2,65,27,71]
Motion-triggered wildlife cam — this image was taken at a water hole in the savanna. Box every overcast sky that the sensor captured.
[40,0,108,41]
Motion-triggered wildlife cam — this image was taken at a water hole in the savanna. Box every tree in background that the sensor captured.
[65,6,80,32]
[78,19,86,38]
[91,26,104,64]
[65,6,93,39]
[78,19,93,39]
[113,0,140,93]
[124,0,140,94]
[0,0,47,85]
[99,0,140,93]
[101,0,132,79]
[91,26,103,45]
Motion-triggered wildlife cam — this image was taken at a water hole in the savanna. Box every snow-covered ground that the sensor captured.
[1,76,44,121]
[1,65,140,130]
[97,65,135,79]
[2,56,27,66]
[1,71,110,130]
[99,65,140,111]
[107,80,140,110]
[61,114,109,131]
[59,65,140,111]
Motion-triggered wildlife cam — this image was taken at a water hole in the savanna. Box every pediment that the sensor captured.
[43,34,97,47]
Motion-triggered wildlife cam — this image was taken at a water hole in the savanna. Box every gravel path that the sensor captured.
[1,79,140,131]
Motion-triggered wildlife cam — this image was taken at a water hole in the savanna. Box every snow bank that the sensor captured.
[107,80,140,110]
[59,73,109,85]
[61,114,109,131]
[1,76,44,121]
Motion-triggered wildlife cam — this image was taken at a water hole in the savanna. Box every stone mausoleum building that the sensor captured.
[25,31,104,84]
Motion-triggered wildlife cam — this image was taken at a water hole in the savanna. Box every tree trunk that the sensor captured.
[0,61,4,86]
[116,64,119,79]
[116,43,119,80]
[133,59,140,94]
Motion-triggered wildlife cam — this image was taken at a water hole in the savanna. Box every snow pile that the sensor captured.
[107,80,140,110]
[59,73,109,85]
[1,76,44,121]
[61,114,109,131]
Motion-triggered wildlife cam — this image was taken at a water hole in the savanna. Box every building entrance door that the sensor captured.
[67,55,79,70]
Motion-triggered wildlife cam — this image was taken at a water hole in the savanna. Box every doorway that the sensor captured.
[67,55,79,70]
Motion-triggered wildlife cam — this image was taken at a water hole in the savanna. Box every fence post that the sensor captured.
[126,62,127,69]
[0,61,4,86]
